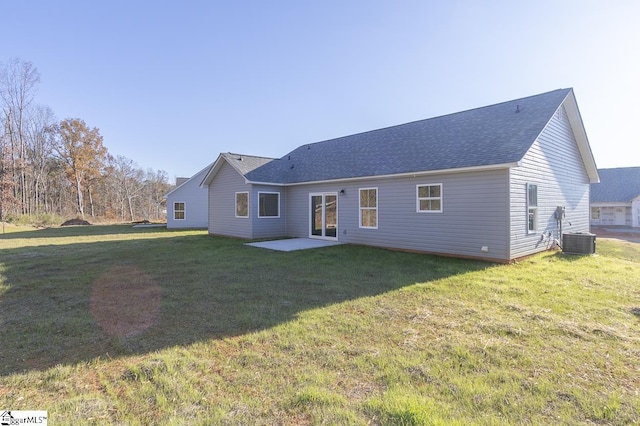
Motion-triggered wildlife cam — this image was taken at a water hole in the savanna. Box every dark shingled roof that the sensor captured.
[245,89,573,184]
[591,167,640,203]
[222,152,275,175]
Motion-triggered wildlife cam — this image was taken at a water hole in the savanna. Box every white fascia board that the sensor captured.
[168,162,214,195]
[523,89,599,184]
[243,178,286,186]
[591,202,632,207]
[562,90,600,184]
[200,154,227,187]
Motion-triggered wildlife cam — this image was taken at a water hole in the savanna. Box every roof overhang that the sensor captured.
[590,202,631,207]
[165,162,214,197]
[202,153,277,187]
[201,153,256,187]
[245,162,518,187]
[200,153,227,187]
[562,90,600,184]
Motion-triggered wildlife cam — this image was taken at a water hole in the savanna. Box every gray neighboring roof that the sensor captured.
[591,167,640,203]
[165,162,214,198]
[245,88,576,184]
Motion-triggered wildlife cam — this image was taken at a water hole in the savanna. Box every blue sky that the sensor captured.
[2,1,639,180]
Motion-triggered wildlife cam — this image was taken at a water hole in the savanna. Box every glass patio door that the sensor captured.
[310,193,337,239]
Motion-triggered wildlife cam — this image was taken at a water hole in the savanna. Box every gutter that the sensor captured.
[244,162,519,187]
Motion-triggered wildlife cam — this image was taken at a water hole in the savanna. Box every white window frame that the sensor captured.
[416,183,443,213]
[359,187,378,229]
[235,192,249,218]
[173,202,186,220]
[527,183,538,234]
[258,191,280,218]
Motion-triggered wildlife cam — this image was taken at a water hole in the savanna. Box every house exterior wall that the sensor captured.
[591,204,632,227]
[285,183,341,239]
[203,92,597,261]
[285,169,511,261]
[166,168,209,229]
[250,185,286,238]
[632,196,640,228]
[208,161,253,238]
[509,105,590,259]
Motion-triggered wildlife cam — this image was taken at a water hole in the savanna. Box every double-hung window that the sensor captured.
[527,183,538,233]
[258,192,280,218]
[236,192,249,218]
[417,184,442,213]
[174,202,185,220]
[359,188,377,228]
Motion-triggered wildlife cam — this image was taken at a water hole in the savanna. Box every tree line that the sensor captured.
[0,58,172,226]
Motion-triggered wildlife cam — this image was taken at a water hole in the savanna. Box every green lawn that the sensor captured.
[1,226,639,425]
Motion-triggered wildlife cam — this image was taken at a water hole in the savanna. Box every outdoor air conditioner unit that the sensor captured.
[562,233,596,254]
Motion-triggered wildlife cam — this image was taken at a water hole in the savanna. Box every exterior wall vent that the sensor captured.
[562,232,596,254]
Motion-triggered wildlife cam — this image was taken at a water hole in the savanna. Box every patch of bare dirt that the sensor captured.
[90,266,162,338]
[61,218,92,226]
[591,227,640,244]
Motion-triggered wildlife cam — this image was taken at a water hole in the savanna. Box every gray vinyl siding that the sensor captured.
[285,184,341,238]
[208,162,253,238]
[166,167,209,229]
[286,169,511,261]
[251,185,286,238]
[509,105,591,259]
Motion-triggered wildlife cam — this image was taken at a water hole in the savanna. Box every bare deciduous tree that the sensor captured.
[0,58,40,215]
[0,142,16,232]
[25,104,56,215]
[1,57,172,225]
[54,118,107,219]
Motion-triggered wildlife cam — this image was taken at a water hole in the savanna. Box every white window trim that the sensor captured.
[173,201,186,220]
[527,183,537,234]
[416,183,443,213]
[258,191,280,218]
[235,192,249,218]
[359,187,378,229]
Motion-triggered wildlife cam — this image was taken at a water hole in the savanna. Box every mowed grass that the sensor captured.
[0,226,639,425]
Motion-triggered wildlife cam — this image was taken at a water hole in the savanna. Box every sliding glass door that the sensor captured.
[310,193,337,239]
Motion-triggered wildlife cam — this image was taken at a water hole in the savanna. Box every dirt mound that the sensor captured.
[61,218,92,226]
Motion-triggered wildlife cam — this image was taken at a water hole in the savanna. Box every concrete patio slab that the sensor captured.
[245,238,342,252]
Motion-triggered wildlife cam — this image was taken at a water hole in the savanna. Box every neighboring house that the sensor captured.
[590,167,640,228]
[202,88,599,262]
[165,163,213,229]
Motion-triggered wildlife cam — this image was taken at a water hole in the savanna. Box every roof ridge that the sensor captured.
[297,88,572,149]
[225,152,278,160]
[245,88,583,184]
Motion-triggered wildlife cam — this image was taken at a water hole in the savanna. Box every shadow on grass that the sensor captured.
[0,224,178,240]
[551,238,640,264]
[0,229,493,376]
[550,252,596,262]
